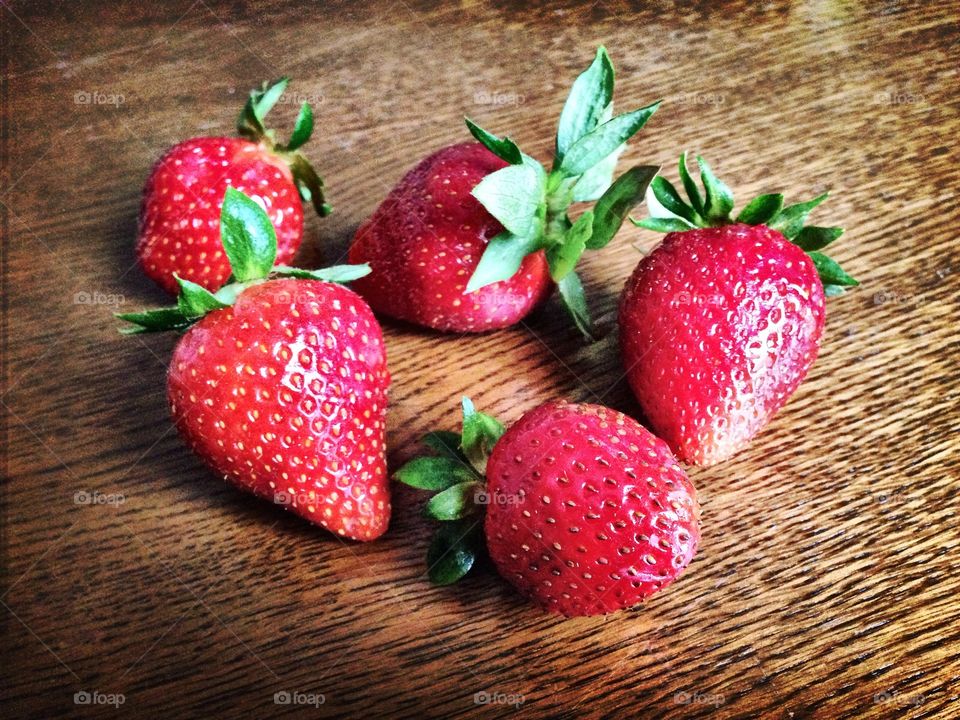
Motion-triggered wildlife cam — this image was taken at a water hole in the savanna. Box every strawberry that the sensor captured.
[620,154,859,466]
[120,188,389,541]
[395,399,700,616]
[349,47,660,337]
[137,77,330,295]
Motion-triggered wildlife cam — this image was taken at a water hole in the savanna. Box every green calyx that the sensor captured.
[633,153,859,295]
[394,398,505,586]
[236,77,332,217]
[117,188,370,334]
[463,47,661,339]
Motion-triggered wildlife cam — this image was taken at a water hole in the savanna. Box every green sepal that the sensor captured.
[237,77,290,140]
[650,175,699,225]
[631,216,695,233]
[735,193,784,225]
[395,457,478,491]
[555,46,615,163]
[557,271,595,340]
[558,101,660,177]
[587,165,658,249]
[547,210,593,282]
[678,152,705,217]
[823,284,848,297]
[115,307,193,334]
[219,187,278,281]
[792,226,844,252]
[465,230,542,293]
[460,397,505,476]
[422,431,466,462]
[572,140,623,202]
[809,251,858,288]
[698,155,735,222]
[769,193,829,239]
[471,163,545,238]
[284,102,314,152]
[287,152,332,217]
[176,276,230,317]
[465,117,522,165]
[424,481,483,521]
[427,519,483,585]
[273,264,371,283]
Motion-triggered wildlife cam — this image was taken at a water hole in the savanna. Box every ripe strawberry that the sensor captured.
[137,77,330,295]
[120,188,389,541]
[395,399,700,616]
[620,154,859,466]
[349,47,660,337]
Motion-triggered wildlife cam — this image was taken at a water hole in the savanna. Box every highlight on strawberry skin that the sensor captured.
[395,398,701,617]
[348,47,661,339]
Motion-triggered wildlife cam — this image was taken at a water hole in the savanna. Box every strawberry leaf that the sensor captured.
[465,117,522,165]
[115,307,193,334]
[395,457,478,491]
[809,251,858,288]
[464,230,541,293]
[698,155,735,222]
[220,187,278,282]
[284,102,313,151]
[736,193,784,225]
[793,226,844,252]
[678,152,705,217]
[547,210,593,282]
[555,46,615,163]
[427,520,482,585]
[273,264,371,283]
[288,153,332,217]
[631,216,695,233]
[572,138,623,202]
[424,481,483,521]
[587,165,658,249]
[559,101,660,177]
[769,193,828,239]
[650,175,698,225]
[422,431,467,462]
[461,397,505,476]
[471,163,544,238]
[176,276,230,317]
[557,271,595,340]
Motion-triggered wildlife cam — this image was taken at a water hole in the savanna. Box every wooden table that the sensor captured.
[3,1,958,717]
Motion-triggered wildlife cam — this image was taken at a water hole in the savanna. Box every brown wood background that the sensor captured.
[2,1,958,718]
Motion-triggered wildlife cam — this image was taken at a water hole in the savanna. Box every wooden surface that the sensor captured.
[2,1,959,718]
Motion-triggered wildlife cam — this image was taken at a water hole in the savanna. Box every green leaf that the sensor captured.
[559,101,660,177]
[465,230,541,293]
[678,152,705,217]
[588,165,658,249]
[176,276,230,318]
[698,156,734,222]
[557,271,595,340]
[809,251,859,287]
[650,175,698,225]
[395,457,477,491]
[427,520,482,585]
[471,163,544,238]
[219,187,278,282]
[769,193,828,239]
[631,216,695,233]
[288,153,331,217]
[273,264,371,283]
[736,193,784,225]
[252,77,289,123]
[285,102,313,151]
[422,431,466,461]
[461,397,505,475]
[464,117,522,165]
[823,283,847,297]
[555,47,615,162]
[424,481,482,521]
[116,307,193,334]
[572,141,623,202]
[793,226,844,252]
[547,210,593,282]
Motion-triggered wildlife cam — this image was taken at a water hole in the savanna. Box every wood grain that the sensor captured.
[2,0,959,718]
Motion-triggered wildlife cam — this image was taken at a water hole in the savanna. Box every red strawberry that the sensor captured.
[395,399,700,616]
[137,77,330,295]
[349,47,660,338]
[620,154,859,466]
[121,188,389,541]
